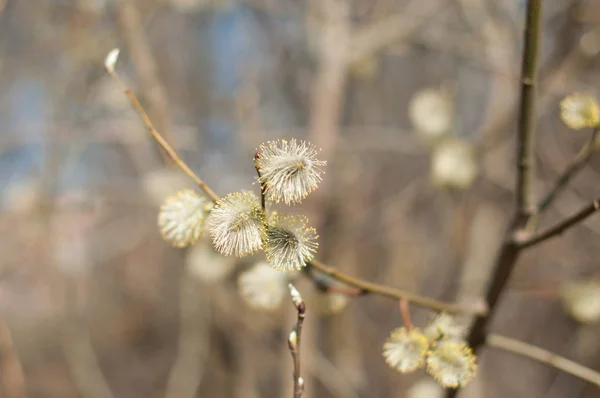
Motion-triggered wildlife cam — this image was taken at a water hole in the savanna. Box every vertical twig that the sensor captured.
[398,299,413,330]
[287,284,306,398]
[0,322,27,398]
[116,0,173,144]
[449,2,544,397]
[515,0,543,220]
[254,151,266,211]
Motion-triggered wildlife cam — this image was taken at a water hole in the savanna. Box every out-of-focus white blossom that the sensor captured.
[409,88,454,139]
[158,190,210,247]
[423,313,466,342]
[185,241,236,283]
[580,29,600,58]
[559,278,600,324]
[560,93,600,130]
[431,138,478,190]
[407,378,444,398]
[238,262,289,311]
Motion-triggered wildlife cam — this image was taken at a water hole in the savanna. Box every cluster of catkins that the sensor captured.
[156,138,478,389]
[158,139,325,272]
[383,314,477,388]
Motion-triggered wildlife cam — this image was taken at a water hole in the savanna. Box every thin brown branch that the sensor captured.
[518,198,600,249]
[487,334,600,388]
[116,0,173,145]
[515,0,543,219]
[308,260,485,315]
[537,128,600,213]
[0,322,27,398]
[399,299,413,330]
[104,55,220,202]
[287,284,306,398]
[254,151,266,211]
[448,3,544,397]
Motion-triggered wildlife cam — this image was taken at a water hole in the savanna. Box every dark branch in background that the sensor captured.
[515,0,542,220]
[486,334,600,388]
[536,127,600,214]
[448,2,544,397]
[287,284,306,398]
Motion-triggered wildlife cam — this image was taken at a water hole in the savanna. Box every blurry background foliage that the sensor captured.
[1,0,600,397]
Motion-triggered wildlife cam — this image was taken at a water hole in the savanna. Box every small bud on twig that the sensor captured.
[104,48,120,73]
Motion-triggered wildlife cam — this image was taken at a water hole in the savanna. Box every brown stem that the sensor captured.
[398,299,413,330]
[116,0,174,157]
[253,151,266,211]
[519,198,600,249]
[487,334,600,388]
[515,0,543,219]
[448,2,544,396]
[287,285,306,398]
[106,68,220,202]
[308,260,484,315]
[537,127,600,214]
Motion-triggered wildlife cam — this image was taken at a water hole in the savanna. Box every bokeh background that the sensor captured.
[1,0,600,397]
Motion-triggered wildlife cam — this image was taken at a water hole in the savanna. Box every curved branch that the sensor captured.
[519,198,600,249]
[487,334,600,388]
[104,51,220,203]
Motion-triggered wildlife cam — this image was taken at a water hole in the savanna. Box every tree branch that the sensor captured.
[515,0,543,219]
[536,128,600,214]
[518,198,600,249]
[448,3,544,396]
[254,151,266,211]
[487,334,600,388]
[287,284,306,398]
[104,49,220,203]
[308,260,485,315]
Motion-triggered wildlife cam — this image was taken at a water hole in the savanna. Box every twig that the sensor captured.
[287,284,306,398]
[308,260,485,315]
[0,322,27,398]
[116,0,174,150]
[449,3,544,396]
[104,49,220,203]
[518,198,600,249]
[537,128,600,214]
[103,48,484,316]
[515,0,543,219]
[487,334,600,388]
[253,151,266,211]
[398,299,413,330]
